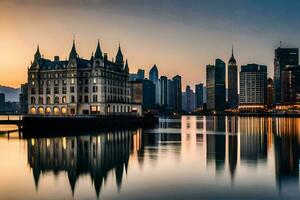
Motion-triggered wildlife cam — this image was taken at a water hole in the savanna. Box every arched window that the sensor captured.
[61,107,67,115]
[31,97,36,104]
[45,107,51,114]
[46,96,51,104]
[38,107,44,114]
[62,96,67,104]
[54,96,59,104]
[53,107,60,115]
[30,107,36,114]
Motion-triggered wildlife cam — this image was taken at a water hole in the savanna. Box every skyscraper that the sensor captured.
[274,47,299,104]
[195,83,204,109]
[228,47,238,109]
[159,76,168,107]
[206,59,226,111]
[280,65,300,109]
[142,79,156,110]
[149,64,160,104]
[239,64,267,112]
[149,65,159,83]
[167,79,175,108]
[267,78,274,108]
[182,86,195,112]
[172,75,182,111]
[136,69,145,80]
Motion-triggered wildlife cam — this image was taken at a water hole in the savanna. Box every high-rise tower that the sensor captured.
[228,46,238,109]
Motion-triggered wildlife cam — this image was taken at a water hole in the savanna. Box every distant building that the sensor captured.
[19,84,28,114]
[206,59,226,111]
[239,64,267,112]
[159,76,168,107]
[274,47,299,104]
[267,78,274,108]
[149,65,160,104]
[167,79,175,108]
[195,83,204,109]
[182,86,195,112]
[149,65,159,83]
[142,79,156,110]
[227,47,238,108]
[279,65,300,110]
[0,93,5,112]
[137,69,145,80]
[172,75,182,112]
[129,80,143,104]
[27,41,141,116]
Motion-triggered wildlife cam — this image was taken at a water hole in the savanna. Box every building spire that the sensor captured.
[69,39,78,60]
[116,43,124,65]
[229,45,236,64]
[34,44,41,61]
[94,40,103,59]
[125,59,129,73]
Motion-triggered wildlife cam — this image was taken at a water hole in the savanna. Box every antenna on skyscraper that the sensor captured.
[280,41,282,48]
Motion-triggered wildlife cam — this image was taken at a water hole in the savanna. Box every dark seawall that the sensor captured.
[22,115,158,138]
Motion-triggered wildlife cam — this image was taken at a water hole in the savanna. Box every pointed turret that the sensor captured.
[228,45,236,64]
[115,43,124,66]
[124,59,129,73]
[34,45,41,62]
[94,41,103,59]
[69,40,78,60]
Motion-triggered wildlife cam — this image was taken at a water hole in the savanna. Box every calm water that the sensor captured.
[0,116,300,200]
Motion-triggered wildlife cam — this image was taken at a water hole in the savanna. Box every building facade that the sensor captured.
[267,78,274,108]
[27,41,141,116]
[142,79,156,110]
[206,59,226,111]
[239,64,267,112]
[227,48,238,109]
[195,83,204,109]
[279,65,300,110]
[274,47,299,104]
[172,75,182,112]
[182,85,195,112]
[159,76,168,107]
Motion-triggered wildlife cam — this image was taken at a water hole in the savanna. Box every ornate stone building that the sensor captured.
[27,40,141,115]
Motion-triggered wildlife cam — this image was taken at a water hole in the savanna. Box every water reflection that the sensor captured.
[22,116,300,199]
[28,130,140,197]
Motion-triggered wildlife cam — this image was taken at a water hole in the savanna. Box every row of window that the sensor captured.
[30,95,99,104]
[30,94,131,105]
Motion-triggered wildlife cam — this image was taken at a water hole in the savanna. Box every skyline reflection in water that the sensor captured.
[0,116,299,199]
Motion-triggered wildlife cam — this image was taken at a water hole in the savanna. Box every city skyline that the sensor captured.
[2,0,300,88]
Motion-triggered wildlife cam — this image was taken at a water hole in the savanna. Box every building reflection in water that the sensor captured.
[153,116,300,191]
[27,129,143,198]
[27,116,300,198]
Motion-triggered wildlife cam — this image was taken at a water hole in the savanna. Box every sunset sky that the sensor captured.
[1,0,300,88]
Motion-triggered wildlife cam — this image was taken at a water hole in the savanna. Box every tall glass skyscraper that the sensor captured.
[206,59,226,111]
[195,83,204,109]
[172,75,182,111]
[228,47,238,109]
[274,47,299,104]
[149,64,160,104]
[281,65,300,108]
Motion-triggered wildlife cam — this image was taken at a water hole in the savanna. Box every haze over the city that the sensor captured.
[1,0,300,88]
